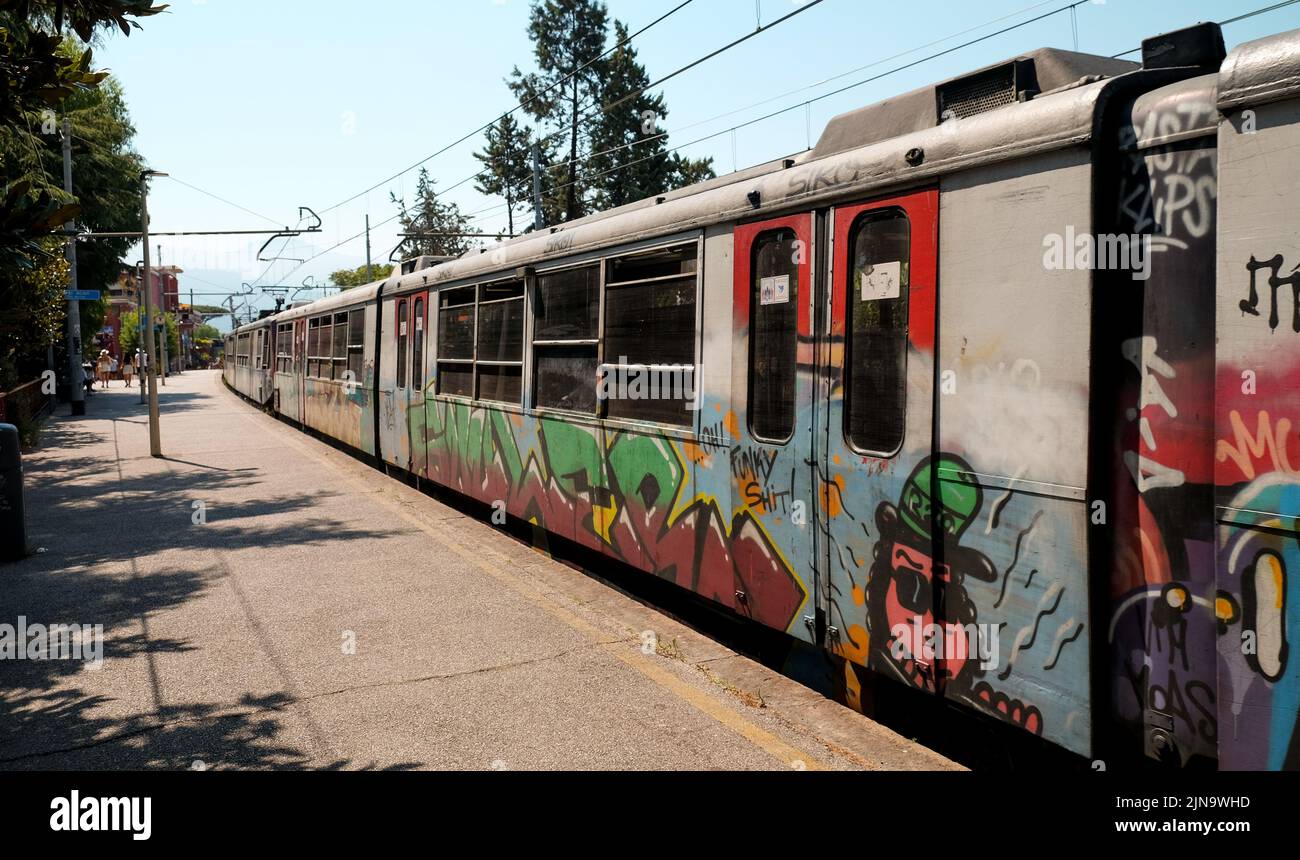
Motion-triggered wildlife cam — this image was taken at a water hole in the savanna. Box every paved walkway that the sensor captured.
[0,370,958,771]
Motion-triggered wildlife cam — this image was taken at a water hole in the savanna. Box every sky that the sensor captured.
[93,0,1300,327]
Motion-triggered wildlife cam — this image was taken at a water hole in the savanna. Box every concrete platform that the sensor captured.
[0,370,960,771]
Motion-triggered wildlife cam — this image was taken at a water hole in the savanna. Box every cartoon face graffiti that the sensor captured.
[868,455,997,692]
[866,454,1043,734]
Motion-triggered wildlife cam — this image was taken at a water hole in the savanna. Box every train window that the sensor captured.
[276,323,292,373]
[307,318,320,377]
[411,298,425,392]
[476,281,524,403]
[844,209,909,456]
[396,299,408,389]
[261,329,272,370]
[320,315,335,379]
[307,315,335,379]
[436,287,475,398]
[533,266,599,413]
[749,229,799,442]
[347,309,365,381]
[332,312,348,379]
[535,344,598,414]
[602,243,697,426]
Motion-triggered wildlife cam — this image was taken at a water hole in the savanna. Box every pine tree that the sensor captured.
[473,114,536,238]
[507,0,609,224]
[587,21,716,210]
[586,20,670,211]
[390,167,480,259]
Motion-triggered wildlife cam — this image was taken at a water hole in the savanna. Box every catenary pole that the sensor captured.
[61,118,85,416]
[140,170,166,457]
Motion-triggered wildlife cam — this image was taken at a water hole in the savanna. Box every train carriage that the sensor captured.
[274,286,381,456]
[223,22,1300,769]
[224,316,275,405]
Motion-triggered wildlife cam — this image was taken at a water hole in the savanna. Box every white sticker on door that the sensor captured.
[759,274,790,306]
[860,261,901,301]
[399,321,407,336]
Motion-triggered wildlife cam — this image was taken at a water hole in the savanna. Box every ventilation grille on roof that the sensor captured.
[936,58,1039,121]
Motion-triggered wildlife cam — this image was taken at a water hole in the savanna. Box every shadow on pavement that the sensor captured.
[0,374,417,770]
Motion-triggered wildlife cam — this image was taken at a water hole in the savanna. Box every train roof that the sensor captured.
[273,281,383,323]
[398,53,1135,293]
[1219,25,1300,111]
[236,22,1293,334]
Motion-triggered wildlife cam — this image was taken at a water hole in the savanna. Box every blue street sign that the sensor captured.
[64,289,101,301]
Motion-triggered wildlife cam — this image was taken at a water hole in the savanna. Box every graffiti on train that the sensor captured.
[1214,344,1300,767]
[422,400,808,630]
[1215,475,1300,769]
[1242,254,1300,334]
[864,455,1044,734]
[825,448,1092,749]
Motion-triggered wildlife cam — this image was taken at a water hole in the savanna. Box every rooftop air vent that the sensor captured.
[399,254,454,276]
[1140,21,1225,70]
[936,58,1039,121]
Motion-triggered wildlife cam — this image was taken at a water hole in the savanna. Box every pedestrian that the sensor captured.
[122,353,134,388]
[96,349,112,389]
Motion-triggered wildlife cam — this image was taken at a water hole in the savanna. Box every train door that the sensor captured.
[407,291,428,477]
[816,190,945,695]
[386,294,422,473]
[296,317,307,417]
[732,214,818,639]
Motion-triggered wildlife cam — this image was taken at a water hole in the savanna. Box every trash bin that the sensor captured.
[0,423,26,562]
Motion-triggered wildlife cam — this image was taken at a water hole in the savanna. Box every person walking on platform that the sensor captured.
[96,350,112,389]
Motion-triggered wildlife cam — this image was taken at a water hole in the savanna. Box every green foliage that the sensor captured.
[60,71,146,297]
[330,263,393,288]
[585,20,714,211]
[194,323,221,340]
[0,236,66,389]
[498,2,716,227]
[508,0,610,224]
[473,114,543,237]
[1,3,160,395]
[0,1,163,259]
[391,168,479,258]
[118,307,178,359]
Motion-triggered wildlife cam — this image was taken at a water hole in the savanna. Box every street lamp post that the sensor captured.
[135,260,145,405]
[140,169,167,457]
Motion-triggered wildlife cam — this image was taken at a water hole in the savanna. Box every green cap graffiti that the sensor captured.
[898,455,983,541]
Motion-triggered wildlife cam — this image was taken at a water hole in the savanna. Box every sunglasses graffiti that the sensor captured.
[867,455,1042,735]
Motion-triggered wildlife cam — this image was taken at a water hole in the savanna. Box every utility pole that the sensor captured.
[532,142,544,231]
[364,214,372,282]
[157,244,167,385]
[61,118,85,416]
[136,261,146,405]
[140,170,167,457]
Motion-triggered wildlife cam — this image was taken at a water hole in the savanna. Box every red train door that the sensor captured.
[816,190,946,695]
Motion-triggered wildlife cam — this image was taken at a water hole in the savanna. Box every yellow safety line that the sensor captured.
[233,403,826,770]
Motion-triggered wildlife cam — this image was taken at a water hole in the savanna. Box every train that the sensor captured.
[226,21,1300,769]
